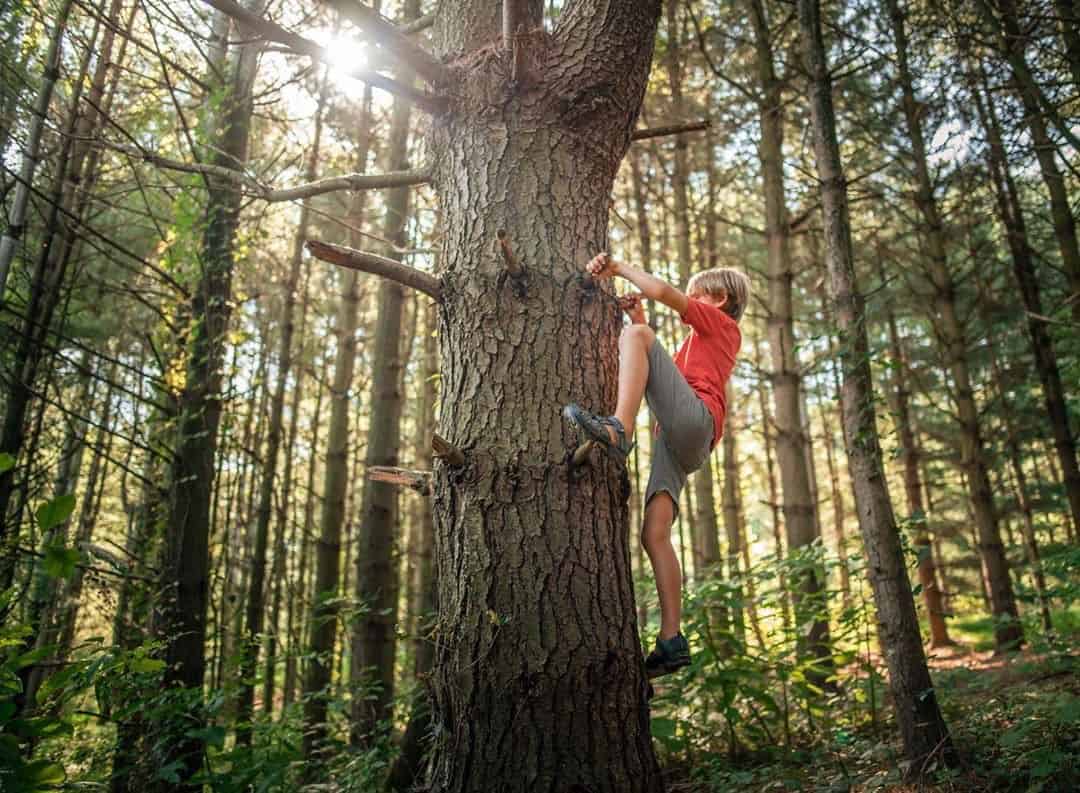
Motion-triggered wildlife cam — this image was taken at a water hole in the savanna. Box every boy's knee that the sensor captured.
[620,323,655,350]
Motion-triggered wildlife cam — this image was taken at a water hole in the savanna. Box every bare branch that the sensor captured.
[631,120,710,141]
[327,0,450,85]
[200,0,448,113]
[306,240,442,301]
[97,140,430,201]
[263,168,431,201]
[367,465,432,494]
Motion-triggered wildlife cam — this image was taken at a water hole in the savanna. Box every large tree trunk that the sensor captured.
[154,4,262,785]
[419,4,664,790]
[886,0,1021,652]
[746,0,831,680]
[799,0,955,771]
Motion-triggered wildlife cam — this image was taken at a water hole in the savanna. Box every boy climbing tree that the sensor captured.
[565,254,749,677]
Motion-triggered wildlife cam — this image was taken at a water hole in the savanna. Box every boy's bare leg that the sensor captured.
[612,324,654,438]
[642,491,681,640]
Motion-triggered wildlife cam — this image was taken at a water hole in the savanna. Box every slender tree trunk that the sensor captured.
[972,67,1080,543]
[300,78,374,764]
[236,65,330,744]
[886,0,1021,652]
[350,16,418,736]
[263,271,314,716]
[284,351,325,711]
[799,0,955,770]
[1054,0,1080,85]
[986,0,1080,322]
[879,266,951,646]
[756,335,790,633]
[721,385,746,647]
[746,0,832,679]
[0,0,75,297]
[154,4,263,784]
[987,353,1053,634]
[818,363,852,614]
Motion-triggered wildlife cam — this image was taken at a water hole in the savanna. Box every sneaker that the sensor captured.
[645,633,691,679]
[562,403,635,461]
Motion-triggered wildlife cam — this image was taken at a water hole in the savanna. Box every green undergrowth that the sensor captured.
[654,622,1080,793]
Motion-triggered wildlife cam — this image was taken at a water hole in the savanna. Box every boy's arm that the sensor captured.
[588,254,689,315]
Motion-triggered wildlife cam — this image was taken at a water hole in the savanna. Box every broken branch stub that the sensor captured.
[495,229,524,277]
[631,119,710,141]
[306,240,442,302]
[367,465,432,495]
[431,432,465,467]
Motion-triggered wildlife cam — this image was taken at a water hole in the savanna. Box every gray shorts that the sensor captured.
[644,340,715,519]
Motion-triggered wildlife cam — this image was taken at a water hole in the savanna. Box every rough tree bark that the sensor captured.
[418,3,665,790]
[886,0,1021,652]
[799,0,956,771]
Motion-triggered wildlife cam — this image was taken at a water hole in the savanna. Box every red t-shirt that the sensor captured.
[673,298,741,448]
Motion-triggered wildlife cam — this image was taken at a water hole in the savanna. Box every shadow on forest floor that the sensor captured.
[663,636,1080,793]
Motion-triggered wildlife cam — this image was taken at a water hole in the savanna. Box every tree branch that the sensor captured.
[631,120,710,141]
[400,12,434,34]
[306,240,442,300]
[367,465,432,494]
[98,140,430,201]
[201,0,448,114]
[262,168,431,201]
[326,0,450,85]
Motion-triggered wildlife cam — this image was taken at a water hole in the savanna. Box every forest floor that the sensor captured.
[668,614,1080,793]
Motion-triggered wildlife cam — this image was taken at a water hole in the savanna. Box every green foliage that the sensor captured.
[34,494,75,533]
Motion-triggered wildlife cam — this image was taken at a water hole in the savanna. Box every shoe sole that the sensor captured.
[646,658,690,679]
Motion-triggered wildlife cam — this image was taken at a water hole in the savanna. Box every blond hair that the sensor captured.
[687,268,751,322]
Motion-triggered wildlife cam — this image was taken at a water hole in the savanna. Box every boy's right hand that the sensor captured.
[586,252,620,279]
[618,293,646,324]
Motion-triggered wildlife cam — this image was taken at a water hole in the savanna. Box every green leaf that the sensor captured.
[0,453,14,474]
[36,494,76,532]
[129,656,166,675]
[187,724,227,749]
[22,759,66,788]
[42,544,80,580]
[650,716,677,739]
